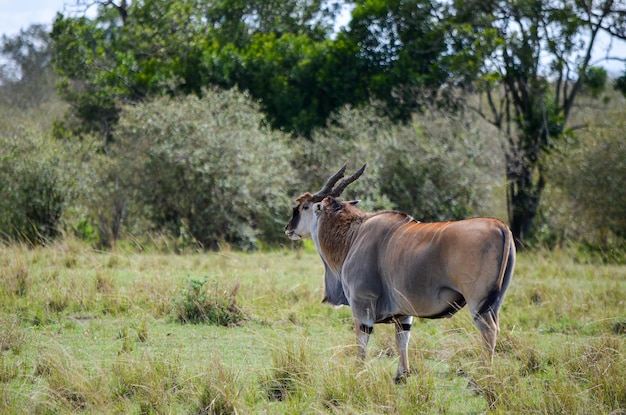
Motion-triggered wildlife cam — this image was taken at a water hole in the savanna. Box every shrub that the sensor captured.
[294,106,395,211]
[72,142,132,249]
[377,113,498,221]
[542,92,626,260]
[0,130,77,244]
[111,88,295,250]
[172,278,246,326]
[297,106,499,219]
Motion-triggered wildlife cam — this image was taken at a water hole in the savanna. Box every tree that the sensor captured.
[343,0,451,119]
[233,33,367,135]
[0,24,57,108]
[446,0,626,246]
[51,0,348,139]
[49,0,471,138]
[51,1,210,140]
[337,0,625,246]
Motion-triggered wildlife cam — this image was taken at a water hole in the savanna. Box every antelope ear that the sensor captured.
[324,196,344,212]
[313,202,323,212]
[348,200,361,206]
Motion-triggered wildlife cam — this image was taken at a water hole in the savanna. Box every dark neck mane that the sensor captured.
[317,206,367,273]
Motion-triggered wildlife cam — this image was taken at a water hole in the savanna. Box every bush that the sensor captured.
[542,91,626,260]
[293,106,395,211]
[71,141,133,249]
[376,115,496,221]
[0,130,77,244]
[110,88,295,250]
[172,278,246,326]
[558,132,626,238]
[295,106,499,220]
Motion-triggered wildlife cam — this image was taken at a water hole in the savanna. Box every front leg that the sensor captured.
[394,316,413,383]
[355,321,373,360]
[348,296,377,361]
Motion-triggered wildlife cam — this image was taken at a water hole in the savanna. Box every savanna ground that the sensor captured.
[1,239,625,414]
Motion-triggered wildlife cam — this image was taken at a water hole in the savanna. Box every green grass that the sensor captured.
[1,239,625,414]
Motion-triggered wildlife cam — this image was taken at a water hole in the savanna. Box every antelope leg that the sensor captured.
[394,316,413,383]
[356,322,373,360]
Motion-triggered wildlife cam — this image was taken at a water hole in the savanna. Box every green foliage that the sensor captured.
[377,118,494,221]
[296,106,499,220]
[346,0,450,119]
[291,106,395,210]
[0,131,75,243]
[51,0,350,138]
[541,91,626,261]
[234,33,367,136]
[51,14,123,139]
[582,66,608,98]
[71,142,132,249]
[172,278,245,326]
[0,24,57,109]
[47,0,465,137]
[110,88,294,250]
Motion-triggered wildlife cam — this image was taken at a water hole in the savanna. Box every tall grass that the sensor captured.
[0,240,624,413]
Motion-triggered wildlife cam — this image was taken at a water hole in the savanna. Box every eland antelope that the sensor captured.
[285,164,515,382]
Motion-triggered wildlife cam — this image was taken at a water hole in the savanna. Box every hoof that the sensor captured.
[394,372,409,384]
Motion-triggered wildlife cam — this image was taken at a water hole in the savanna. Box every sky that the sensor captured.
[1,0,625,75]
[0,0,73,37]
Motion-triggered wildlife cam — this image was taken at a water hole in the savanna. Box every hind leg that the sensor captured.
[394,316,412,383]
[473,309,499,363]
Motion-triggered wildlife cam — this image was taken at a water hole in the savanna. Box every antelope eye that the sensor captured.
[303,205,309,210]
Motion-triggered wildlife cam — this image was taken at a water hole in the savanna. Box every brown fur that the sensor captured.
[317,197,368,273]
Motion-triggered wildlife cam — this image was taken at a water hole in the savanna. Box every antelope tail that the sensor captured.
[497,228,515,290]
[477,227,515,317]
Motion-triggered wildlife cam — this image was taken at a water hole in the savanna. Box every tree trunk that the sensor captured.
[506,157,546,249]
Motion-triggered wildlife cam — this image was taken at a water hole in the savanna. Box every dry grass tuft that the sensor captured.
[0,252,30,297]
[33,345,108,412]
[172,278,246,326]
[262,338,311,401]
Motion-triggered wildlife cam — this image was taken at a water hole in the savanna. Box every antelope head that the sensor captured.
[285,163,366,240]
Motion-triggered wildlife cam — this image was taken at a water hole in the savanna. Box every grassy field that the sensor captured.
[1,239,625,414]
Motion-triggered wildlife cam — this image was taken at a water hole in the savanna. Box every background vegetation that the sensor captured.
[1,0,625,255]
[2,79,624,257]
